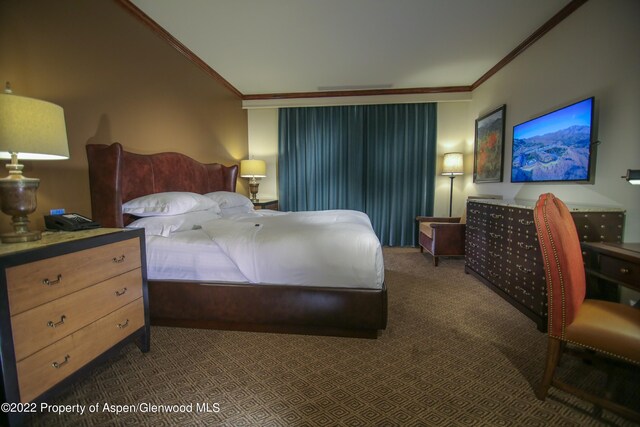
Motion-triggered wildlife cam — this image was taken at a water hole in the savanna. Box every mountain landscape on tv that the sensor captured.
[512,125,591,182]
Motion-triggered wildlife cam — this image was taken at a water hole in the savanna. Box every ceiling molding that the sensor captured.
[242,91,472,110]
[115,0,243,99]
[242,85,472,101]
[118,0,588,101]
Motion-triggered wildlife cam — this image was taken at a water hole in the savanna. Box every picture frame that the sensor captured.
[474,105,506,183]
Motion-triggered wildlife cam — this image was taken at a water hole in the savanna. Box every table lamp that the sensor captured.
[0,83,70,243]
[442,152,464,217]
[240,159,266,202]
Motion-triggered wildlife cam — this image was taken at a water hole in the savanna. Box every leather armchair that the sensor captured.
[415,216,465,266]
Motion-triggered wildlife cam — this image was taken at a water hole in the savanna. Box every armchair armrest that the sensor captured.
[431,223,466,252]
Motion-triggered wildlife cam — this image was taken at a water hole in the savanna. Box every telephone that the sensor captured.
[45,213,101,231]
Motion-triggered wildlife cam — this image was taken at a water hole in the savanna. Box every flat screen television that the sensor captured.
[511,97,595,183]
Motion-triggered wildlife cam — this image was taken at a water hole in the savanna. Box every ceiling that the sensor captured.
[129,0,573,97]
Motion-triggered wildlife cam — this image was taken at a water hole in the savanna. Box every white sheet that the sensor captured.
[144,209,384,289]
[201,209,384,289]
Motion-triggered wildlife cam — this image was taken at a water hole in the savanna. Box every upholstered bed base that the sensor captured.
[86,143,387,338]
[149,281,387,338]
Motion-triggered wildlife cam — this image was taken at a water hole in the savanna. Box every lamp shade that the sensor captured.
[0,93,69,160]
[240,159,266,178]
[442,152,464,176]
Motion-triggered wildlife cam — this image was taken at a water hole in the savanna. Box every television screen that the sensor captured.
[511,97,594,183]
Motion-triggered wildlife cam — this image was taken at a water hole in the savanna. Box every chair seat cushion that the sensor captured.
[565,299,640,364]
[419,222,435,238]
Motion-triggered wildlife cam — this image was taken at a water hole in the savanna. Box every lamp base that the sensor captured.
[1,228,41,243]
[249,180,260,202]
[0,174,41,243]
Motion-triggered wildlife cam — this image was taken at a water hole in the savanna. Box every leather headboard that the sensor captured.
[86,143,238,228]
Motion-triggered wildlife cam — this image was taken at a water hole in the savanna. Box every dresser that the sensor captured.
[465,199,625,331]
[0,228,150,425]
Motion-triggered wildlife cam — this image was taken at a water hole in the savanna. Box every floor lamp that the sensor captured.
[442,153,464,217]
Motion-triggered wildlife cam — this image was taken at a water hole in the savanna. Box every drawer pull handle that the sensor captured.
[470,209,480,214]
[42,274,62,286]
[489,251,501,258]
[52,354,70,369]
[517,265,532,274]
[490,213,504,219]
[515,286,531,296]
[489,232,502,239]
[115,287,128,297]
[117,319,130,329]
[519,219,534,226]
[620,268,630,274]
[518,242,534,250]
[113,255,126,264]
[47,315,67,328]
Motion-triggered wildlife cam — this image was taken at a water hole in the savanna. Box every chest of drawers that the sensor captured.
[465,199,624,331]
[0,228,150,425]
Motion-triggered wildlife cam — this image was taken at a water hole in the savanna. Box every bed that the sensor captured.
[86,143,387,338]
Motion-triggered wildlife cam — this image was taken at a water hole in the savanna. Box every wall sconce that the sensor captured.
[240,159,266,202]
[442,152,464,217]
[0,83,70,243]
[622,169,640,185]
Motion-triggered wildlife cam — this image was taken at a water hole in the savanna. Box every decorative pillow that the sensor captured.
[126,210,221,237]
[205,191,254,209]
[123,192,219,217]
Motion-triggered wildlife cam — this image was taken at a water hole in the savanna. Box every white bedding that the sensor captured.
[142,209,384,289]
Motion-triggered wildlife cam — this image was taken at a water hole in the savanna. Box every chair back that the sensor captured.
[533,193,586,339]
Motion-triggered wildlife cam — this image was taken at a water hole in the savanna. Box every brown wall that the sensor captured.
[0,0,248,233]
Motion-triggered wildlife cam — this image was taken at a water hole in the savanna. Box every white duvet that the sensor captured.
[199,210,384,288]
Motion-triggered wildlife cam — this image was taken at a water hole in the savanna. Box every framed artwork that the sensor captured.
[474,105,506,183]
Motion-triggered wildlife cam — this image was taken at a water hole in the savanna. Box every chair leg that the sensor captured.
[536,337,563,400]
[433,256,439,267]
[420,246,424,253]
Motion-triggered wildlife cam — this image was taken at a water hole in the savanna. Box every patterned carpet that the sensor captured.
[25,248,639,426]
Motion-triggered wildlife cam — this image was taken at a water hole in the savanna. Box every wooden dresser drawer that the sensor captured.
[11,269,143,362]
[599,254,640,287]
[6,238,141,315]
[16,298,145,403]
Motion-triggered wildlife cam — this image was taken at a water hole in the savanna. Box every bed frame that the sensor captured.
[86,143,387,338]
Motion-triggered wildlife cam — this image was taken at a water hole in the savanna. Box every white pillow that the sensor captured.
[126,210,221,237]
[205,191,254,209]
[123,192,219,217]
[220,204,255,217]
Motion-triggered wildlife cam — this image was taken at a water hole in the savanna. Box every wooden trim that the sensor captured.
[114,0,243,99]
[242,85,472,101]
[471,0,589,90]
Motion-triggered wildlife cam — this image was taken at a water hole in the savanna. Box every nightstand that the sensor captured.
[253,199,279,211]
[0,228,150,426]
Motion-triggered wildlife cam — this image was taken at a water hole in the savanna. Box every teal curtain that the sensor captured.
[278,103,436,246]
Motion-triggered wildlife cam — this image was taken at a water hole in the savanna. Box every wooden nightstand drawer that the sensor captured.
[16,298,145,403]
[6,238,141,314]
[11,268,143,362]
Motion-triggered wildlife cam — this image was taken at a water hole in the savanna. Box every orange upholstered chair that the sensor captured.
[533,193,640,421]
